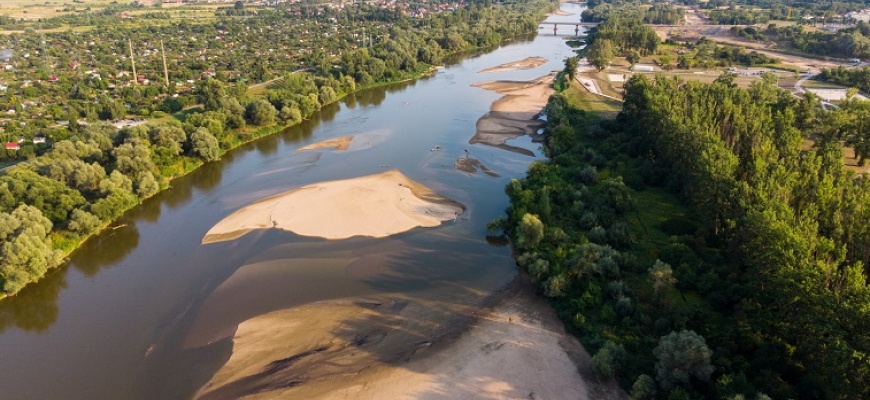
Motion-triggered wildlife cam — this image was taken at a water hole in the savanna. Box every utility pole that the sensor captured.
[161,39,169,88]
[129,39,137,86]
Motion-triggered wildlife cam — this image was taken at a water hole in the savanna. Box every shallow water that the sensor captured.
[0,4,587,399]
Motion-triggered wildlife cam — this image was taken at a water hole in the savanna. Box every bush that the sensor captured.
[631,374,657,400]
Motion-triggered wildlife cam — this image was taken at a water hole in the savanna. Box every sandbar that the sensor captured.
[298,135,354,151]
[455,157,500,177]
[479,57,549,74]
[202,170,464,242]
[470,74,554,155]
[193,274,625,400]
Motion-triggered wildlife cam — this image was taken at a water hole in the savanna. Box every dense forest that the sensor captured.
[582,14,660,70]
[500,71,870,399]
[582,3,685,25]
[0,0,558,297]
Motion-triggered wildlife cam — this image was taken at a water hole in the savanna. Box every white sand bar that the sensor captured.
[202,170,464,242]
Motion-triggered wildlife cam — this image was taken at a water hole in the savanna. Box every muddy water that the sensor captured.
[0,4,586,399]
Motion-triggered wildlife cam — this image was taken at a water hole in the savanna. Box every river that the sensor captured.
[0,4,586,399]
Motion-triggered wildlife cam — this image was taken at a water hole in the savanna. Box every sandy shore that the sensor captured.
[548,9,575,16]
[202,170,464,243]
[194,274,626,400]
[299,136,354,151]
[479,57,549,74]
[470,74,554,155]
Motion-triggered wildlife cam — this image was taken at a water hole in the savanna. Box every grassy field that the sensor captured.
[0,0,223,27]
[562,81,623,115]
[0,0,125,20]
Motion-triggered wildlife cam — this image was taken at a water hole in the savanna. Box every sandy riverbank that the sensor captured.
[202,170,464,243]
[299,135,354,151]
[549,8,575,16]
[470,74,555,155]
[479,57,549,74]
[194,273,625,400]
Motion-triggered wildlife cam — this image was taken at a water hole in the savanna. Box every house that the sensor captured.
[5,142,20,151]
[32,136,47,144]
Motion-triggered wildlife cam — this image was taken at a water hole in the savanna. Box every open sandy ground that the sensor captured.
[479,57,550,74]
[194,273,626,400]
[299,135,354,151]
[202,170,464,242]
[470,74,555,155]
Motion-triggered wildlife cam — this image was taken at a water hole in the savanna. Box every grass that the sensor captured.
[802,79,848,89]
[588,71,624,98]
[562,83,622,115]
[628,187,691,264]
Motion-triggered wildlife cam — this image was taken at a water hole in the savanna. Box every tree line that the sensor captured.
[818,65,870,93]
[499,72,870,399]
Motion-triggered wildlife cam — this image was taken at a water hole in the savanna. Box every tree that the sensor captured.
[627,51,641,67]
[113,139,155,177]
[564,56,579,84]
[631,375,657,400]
[649,260,676,296]
[586,39,614,71]
[516,213,544,249]
[198,79,228,111]
[319,86,337,105]
[591,341,626,378]
[279,105,302,125]
[245,99,277,126]
[190,127,220,161]
[67,208,101,235]
[135,171,159,198]
[0,205,62,294]
[653,330,715,389]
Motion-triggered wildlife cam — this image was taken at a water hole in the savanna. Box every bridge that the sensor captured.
[538,22,597,36]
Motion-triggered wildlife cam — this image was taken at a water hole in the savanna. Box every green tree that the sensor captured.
[198,79,228,112]
[0,205,62,294]
[245,99,277,126]
[135,171,159,198]
[190,127,220,161]
[516,213,544,249]
[654,330,715,389]
[586,39,614,71]
[627,51,641,67]
[67,208,101,235]
[631,374,657,400]
[564,56,579,84]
